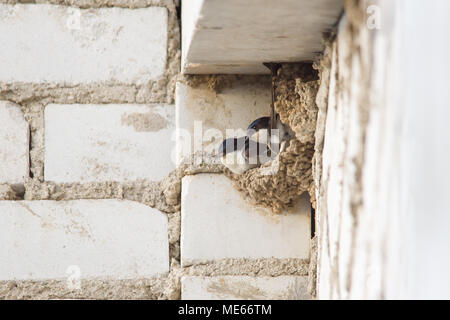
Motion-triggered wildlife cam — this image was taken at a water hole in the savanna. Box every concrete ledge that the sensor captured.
[182,0,343,74]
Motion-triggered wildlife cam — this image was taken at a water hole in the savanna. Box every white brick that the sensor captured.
[0,4,167,84]
[0,200,169,280]
[181,276,310,300]
[44,104,175,183]
[0,101,29,186]
[181,174,310,266]
[175,81,270,164]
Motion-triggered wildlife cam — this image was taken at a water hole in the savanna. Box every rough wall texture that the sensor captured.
[316,0,450,299]
[314,0,409,299]
[314,0,374,299]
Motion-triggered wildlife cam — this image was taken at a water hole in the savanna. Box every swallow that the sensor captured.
[246,114,294,149]
[218,136,270,174]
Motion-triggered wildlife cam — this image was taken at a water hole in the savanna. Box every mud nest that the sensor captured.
[225,64,319,213]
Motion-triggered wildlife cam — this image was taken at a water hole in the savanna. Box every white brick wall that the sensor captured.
[0,4,167,84]
[181,276,310,300]
[0,200,168,280]
[44,104,175,183]
[0,1,315,300]
[0,101,29,186]
[181,174,311,266]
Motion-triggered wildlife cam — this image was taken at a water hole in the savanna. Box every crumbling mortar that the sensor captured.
[179,74,271,94]
[0,258,309,299]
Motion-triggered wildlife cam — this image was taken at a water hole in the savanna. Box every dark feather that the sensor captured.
[246,116,271,133]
